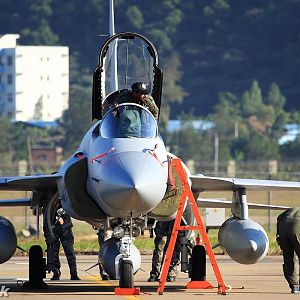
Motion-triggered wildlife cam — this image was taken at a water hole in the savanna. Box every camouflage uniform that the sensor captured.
[149,220,181,281]
[277,208,300,293]
[114,90,159,120]
[44,213,79,279]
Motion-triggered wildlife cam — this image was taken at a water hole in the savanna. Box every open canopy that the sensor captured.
[92,32,163,120]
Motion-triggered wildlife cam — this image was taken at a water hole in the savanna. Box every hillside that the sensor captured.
[0,0,299,118]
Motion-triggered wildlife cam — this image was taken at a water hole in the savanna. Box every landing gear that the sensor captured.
[21,245,47,289]
[119,258,134,288]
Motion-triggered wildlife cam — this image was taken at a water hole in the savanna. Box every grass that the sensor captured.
[15,230,282,256]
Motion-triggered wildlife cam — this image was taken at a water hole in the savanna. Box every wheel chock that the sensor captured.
[186,280,214,289]
[115,287,140,295]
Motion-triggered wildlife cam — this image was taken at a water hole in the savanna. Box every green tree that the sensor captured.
[280,137,300,161]
[0,117,13,163]
[167,116,213,163]
[159,53,187,136]
[20,0,59,45]
[245,133,279,161]
[126,5,144,29]
[267,83,286,111]
[60,56,93,156]
[241,80,263,117]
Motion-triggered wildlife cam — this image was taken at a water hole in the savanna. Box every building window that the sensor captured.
[7,93,13,103]
[7,56,12,66]
[7,74,13,85]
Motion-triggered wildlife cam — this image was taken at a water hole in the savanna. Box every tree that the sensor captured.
[0,117,13,163]
[33,96,43,120]
[167,116,214,163]
[245,133,279,161]
[159,53,187,136]
[126,5,144,29]
[280,137,300,161]
[60,55,93,156]
[241,80,263,117]
[267,83,286,111]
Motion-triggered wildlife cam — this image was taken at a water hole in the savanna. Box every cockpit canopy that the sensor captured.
[92,32,162,120]
[100,104,157,139]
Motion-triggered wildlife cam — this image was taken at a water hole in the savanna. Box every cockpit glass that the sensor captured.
[103,37,154,98]
[100,104,157,138]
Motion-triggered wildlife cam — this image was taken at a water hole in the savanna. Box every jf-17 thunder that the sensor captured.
[1,5,300,291]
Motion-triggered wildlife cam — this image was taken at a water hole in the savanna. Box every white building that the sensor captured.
[0,34,69,121]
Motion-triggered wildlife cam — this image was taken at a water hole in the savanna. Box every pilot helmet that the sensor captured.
[131,82,149,94]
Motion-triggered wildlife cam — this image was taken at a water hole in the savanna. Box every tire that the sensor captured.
[119,258,134,288]
[190,245,206,281]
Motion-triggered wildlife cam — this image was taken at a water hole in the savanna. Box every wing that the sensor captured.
[0,174,60,191]
[196,198,289,210]
[0,174,61,206]
[190,174,300,192]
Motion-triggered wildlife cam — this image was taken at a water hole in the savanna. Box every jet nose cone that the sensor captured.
[98,151,167,217]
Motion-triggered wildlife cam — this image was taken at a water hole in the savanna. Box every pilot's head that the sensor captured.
[131,82,149,101]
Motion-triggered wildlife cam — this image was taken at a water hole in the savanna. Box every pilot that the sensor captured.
[148,220,181,282]
[276,207,300,293]
[44,209,80,281]
[114,82,159,120]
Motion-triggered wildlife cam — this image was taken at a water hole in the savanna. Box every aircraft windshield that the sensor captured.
[100,104,157,138]
[103,36,154,98]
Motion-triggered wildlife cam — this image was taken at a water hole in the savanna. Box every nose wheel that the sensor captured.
[119,258,134,288]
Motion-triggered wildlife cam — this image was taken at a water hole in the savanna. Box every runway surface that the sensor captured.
[0,254,295,299]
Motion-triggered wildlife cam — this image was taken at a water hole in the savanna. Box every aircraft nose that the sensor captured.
[97,151,167,217]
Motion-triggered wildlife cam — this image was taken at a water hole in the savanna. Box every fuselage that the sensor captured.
[70,104,168,219]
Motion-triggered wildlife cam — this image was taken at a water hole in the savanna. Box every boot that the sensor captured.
[166,276,176,282]
[51,273,60,280]
[101,272,110,280]
[70,273,81,280]
[291,285,300,293]
[148,274,159,282]
[51,269,61,280]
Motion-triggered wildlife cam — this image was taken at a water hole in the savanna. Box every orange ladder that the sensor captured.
[157,158,227,295]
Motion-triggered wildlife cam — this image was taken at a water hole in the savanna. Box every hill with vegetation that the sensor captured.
[0,0,300,164]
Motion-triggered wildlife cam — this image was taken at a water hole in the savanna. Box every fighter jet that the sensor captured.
[1,3,300,290]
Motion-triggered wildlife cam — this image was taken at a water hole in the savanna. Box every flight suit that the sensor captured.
[149,220,181,281]
[45,214,79,279]
[114,90,159,120]
[277,207,300,293]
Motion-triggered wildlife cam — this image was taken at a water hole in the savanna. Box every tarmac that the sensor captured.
[0,254,296,299]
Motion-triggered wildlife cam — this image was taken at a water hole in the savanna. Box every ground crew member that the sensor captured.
[148,220,181,282]
[97,228,110,280]
[44,209,80,280]
[113,82,159,120]
[276,207,300,293]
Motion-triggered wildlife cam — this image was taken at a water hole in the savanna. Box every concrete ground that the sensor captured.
[0,254,296,299]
